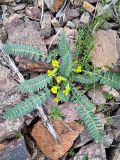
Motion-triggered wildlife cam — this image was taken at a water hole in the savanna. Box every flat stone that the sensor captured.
[40,12,52,38]
[91,30,119,68]
[83,1,95,12]
[3,15,47,51]
[88,89,106,105]
[31,120,84,159]
[65,8,80,21]
[0,138,30,160]
[0,64,23,142]
[44,0,64,12]
[59,102,80,122]
[74,142,106,160]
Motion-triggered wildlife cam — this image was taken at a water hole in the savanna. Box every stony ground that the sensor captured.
[0,0,120,160]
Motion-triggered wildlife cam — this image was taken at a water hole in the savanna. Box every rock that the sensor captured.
[51,17,60,27]
[44,0,64,12]
[65,8,80,21]
[72,19,80,29]
[101,85,119,98]
[66,21,76,29]
[74,129,92,148]
[0,24,8,42]
[37,0,42,8]
[85,0,98,3]
[31,120,84,159]
[0,64,23,141]
[0,138,31,160]
[109,147,120,160]
[13,3,26,11]
[74,142,106,160]
[64,27,77,52]
[59,102,80,122]
[72,0,82,7]
[103,133,114,148]
[91,30,119,68]
[45,27,77,51]
[83,1,95,13]
[40,12,52,38]
[88,90,106,105]
[80,12,91,24]
[96,3,114,18]
[3,15,47,51]
[112,108,120,130]
[0,0,14,4]
[25,7,41,19]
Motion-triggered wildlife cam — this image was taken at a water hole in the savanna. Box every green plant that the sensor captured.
[75,25,94,70]
[82,155,89,160]
[106,116,114,125]
[96,104,108,112]
[50,106,63,120]
[68,149,75,158]
[2,32,120,142]
[16,132,23,139]
[103,92,114,101]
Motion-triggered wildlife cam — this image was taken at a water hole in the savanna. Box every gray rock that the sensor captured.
[72,19,80,29]
[103,134,114,148]
[0,64,23,142]
[74,129,92,148]
[40,12,52,38]
[3,14,47,51]
[0,138,31,160]
[66,21,76,29]
[88,90,106,105]
[13,3,26,11]
[25,7,41,19]
[80,12,91,24]
[74,142,106,160]
[65,8,80,21]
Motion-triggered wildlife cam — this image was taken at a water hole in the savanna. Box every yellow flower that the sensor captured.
[56,76,66,84]
[52,60,59,67]
[47,68,58,77]
[51,86,59,94]
[73,65,82,73]
[63,84,71,95]
[47,70,54,76]
[54,96,59,102]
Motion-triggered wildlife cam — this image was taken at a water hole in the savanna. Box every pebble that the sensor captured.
[25,7,40,19]
[66,21,76,29]
[80,12,91,24]
[65,8,80,21]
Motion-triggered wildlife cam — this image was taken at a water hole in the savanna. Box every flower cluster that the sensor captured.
[47,59,82,102]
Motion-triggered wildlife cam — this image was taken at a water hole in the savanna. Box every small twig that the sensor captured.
[40,0,44,26]
[37,106,60,143]
[0,41,24,83]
